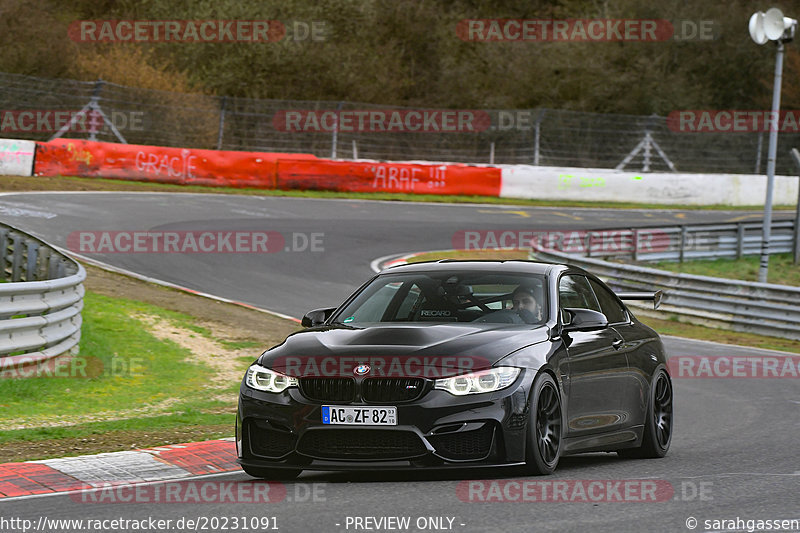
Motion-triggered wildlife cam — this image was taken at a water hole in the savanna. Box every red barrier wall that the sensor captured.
[33,139,502,197]
[33,139,315,188]
[277,159,501,196]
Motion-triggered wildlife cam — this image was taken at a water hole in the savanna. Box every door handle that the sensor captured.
[612,338,624,350]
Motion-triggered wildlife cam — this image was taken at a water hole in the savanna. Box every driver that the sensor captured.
[511,285,541,323]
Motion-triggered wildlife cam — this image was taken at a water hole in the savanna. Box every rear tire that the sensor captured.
[241,465,301,480]
[618,369,672,459]
[523,372,562,475]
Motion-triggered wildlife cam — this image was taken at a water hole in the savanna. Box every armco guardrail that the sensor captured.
[554,220,798,263]
[529,225,800,341]
[0,222,85,375]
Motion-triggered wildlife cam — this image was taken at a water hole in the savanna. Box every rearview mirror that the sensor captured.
[562,308,609,332]
[301,307,336,327]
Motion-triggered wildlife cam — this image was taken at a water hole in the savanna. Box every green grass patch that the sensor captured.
[649,253,799,286]
[0,291,247,431]
[219,339,264,351]
[407,249,529,263]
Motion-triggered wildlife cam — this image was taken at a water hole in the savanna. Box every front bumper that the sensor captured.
[236,371,533,471]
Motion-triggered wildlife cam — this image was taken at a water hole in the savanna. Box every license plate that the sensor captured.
[322,406,397,425]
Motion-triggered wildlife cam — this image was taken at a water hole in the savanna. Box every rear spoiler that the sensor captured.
[617,290,663,310]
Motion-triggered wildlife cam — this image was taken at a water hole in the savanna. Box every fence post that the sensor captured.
[642,131,652,172]
[352,140,358,159]
[533,109,545,166]
[489,142,495,165]
[87,80,104,142]
[755,131,764,174]
[331,101,343,159]
[631,228,639,261]
[216,96,227,150]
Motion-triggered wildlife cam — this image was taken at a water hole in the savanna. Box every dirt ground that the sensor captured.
[83,264,300,346]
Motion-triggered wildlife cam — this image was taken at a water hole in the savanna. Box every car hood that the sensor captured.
[260,323,549,378]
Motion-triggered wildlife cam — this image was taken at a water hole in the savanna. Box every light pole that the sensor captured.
[748,8,797,283]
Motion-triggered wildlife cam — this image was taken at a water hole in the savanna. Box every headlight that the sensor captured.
[245,364,298,393]
[434,367,521,396]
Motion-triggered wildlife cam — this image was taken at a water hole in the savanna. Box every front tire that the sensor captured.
[523,372,563,475]
[618,368,672,459]
[241,465,301,480]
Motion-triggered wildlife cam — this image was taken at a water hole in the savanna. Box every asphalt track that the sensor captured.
[0,192,798,533]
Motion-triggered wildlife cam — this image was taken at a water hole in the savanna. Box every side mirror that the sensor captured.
[301,307,337,327]
[562,308,609,332]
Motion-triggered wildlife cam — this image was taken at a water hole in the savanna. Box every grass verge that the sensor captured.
[649,253,799,286]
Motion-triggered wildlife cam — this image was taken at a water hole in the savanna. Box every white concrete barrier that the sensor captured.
[0,138,36,176]
[500,165,799,206]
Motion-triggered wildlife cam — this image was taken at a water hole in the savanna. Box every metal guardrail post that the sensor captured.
[679,226,688,263]
[48,253,59,279]
[26,239,38,282]
[631,228,639,261]
[736,223,745,259]
[0,228,7,280]
[795,189,800,265]
[790,148,800,264]
[11,234,23,281]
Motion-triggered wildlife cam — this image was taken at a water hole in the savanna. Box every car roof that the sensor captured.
[381,259,580,276]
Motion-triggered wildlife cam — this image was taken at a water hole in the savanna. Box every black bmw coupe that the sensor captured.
[236,260,672,478]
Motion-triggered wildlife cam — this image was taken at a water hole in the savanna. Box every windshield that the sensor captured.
[333,271,547,325]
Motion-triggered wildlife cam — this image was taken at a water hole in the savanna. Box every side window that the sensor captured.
[558,275,601,312]
[588,279,628,324]
[348,281,403,322]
